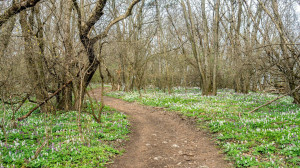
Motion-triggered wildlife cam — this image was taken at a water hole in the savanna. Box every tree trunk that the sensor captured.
[0,16,16,57]
[20,10,47,107]
[212,0,220,96]
[58,0,74,111]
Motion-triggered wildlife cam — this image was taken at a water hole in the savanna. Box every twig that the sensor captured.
[77,72,84,142]
[86,91,99,122]
[248,84,300,113]
[10,94,29,128]
[0,97,8,144]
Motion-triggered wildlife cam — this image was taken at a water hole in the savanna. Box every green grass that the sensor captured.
[0,101,130,168]
[107,88,300,167]
[87,83,112,91]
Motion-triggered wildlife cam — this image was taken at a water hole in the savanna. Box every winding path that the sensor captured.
[91,89,232,168]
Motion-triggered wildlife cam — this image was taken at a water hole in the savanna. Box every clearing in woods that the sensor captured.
[92,88,232,168]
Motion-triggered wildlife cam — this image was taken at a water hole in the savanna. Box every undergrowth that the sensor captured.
[0,101,129,168]
[107,88,300,167]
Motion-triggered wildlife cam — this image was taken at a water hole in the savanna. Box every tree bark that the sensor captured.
[212,0,220,96]
[58,0,74,111]
[20,10,47,105]
[0,16,16,57]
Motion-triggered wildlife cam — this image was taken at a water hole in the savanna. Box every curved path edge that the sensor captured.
[91,89,232,168]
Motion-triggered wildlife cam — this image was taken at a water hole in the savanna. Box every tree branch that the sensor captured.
[0,0,42,27]
[72,0,82,36]
[82,0,107,36]
[246,43,300,52]
[91,0,141,43]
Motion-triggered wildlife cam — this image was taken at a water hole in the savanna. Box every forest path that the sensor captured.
[91,89,232,168]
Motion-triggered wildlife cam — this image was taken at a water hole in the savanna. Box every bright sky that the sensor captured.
[296,3,300,17]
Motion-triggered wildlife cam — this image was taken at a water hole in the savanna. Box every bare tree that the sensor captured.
[70,0,141,109]
[257,0,300,103]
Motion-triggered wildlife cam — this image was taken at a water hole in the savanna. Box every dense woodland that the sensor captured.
[0,0,299,109]
[0,0,300,167]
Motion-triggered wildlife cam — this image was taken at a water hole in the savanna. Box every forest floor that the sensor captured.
[91,88,232,168]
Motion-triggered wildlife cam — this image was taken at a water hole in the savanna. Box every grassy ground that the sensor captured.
[0,100,130,168]
[87,83,112,91]
[107,88,300,167]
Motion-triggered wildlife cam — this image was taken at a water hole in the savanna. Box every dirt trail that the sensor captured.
[91,89,232,168]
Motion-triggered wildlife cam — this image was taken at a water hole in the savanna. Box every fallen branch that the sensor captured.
[11,94,30,128]
[24,138,49,166]
[17,79,73,121]
[0,94,28,105]
[12,94,29,119]
[32,139,48,160]
[248,84,300,113]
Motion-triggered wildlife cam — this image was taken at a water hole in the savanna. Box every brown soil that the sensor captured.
[91,89,232,168]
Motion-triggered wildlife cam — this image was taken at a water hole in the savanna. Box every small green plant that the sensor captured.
[0,101,130,167]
